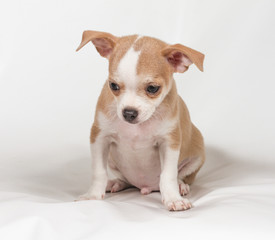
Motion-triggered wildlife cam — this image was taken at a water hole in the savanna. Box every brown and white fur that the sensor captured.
[76,30,205,211]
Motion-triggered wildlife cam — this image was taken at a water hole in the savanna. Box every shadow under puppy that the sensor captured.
[76,30,205,211]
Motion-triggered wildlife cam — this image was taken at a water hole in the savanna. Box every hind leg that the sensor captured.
[178,178,190,196]
[106,179,131,193]
[177,155,204,195]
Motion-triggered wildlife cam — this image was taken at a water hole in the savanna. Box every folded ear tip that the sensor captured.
[75,45,81,52]
[198,64,204,72]
[76,42,86,52]
[199,53,205,71]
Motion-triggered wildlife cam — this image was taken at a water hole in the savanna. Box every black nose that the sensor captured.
[122,108,138,123]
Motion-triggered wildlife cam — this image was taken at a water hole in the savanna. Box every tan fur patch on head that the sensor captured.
[133,37,172,86]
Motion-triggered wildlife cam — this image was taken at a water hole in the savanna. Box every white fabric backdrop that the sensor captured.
[0,0,275,239]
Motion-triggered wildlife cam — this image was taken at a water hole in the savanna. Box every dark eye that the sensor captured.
[146,85,160,94]
[110,82,120,91]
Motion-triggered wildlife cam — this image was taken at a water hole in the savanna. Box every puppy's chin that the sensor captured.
[117,114,140,125]
[117,114,151,125]
[126,120,139,125]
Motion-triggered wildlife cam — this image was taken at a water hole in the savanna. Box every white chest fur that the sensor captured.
[98,112,176,190]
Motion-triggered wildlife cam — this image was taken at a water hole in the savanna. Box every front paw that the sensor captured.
[76,190,105,201]
[162,197,192,211]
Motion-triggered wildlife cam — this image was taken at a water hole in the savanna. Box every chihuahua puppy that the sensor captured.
[76,30,205,211]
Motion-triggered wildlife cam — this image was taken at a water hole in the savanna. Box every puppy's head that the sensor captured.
[77,30,204,124]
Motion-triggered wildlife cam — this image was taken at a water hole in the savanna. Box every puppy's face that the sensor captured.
[108,36,172,124]
[76,31,204,124]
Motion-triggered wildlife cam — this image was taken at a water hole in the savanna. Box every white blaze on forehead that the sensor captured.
[117,39,142,89]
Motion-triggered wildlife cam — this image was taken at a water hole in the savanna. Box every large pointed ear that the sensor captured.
[161,44,205,72]
[76,30,118,59]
